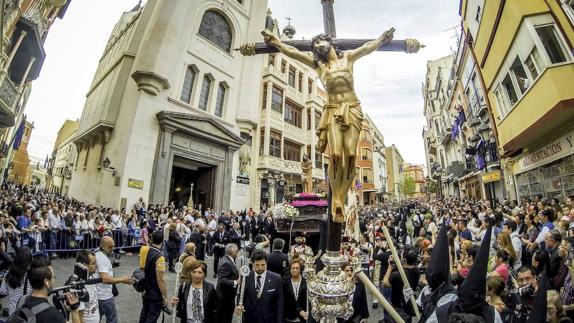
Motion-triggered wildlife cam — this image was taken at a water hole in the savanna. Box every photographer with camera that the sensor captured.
[74,250,99,323]
[95,236,134,323]
[7,256,81,323]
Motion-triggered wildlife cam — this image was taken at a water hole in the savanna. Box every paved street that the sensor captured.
[0,251,386,322]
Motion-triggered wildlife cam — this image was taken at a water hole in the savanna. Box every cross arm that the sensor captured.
[236,39,424,56]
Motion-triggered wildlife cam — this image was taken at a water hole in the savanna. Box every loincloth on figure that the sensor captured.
[316,101,364,152]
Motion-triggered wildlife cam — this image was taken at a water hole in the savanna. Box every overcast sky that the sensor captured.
[25,0,460,166]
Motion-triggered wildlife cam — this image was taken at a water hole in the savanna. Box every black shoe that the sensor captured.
[372,302,378,309]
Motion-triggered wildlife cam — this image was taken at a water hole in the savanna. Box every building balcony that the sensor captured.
[441,126,452,145]
[0,74,21,127]
[284,121,305,141]
[499,63,574,153]
[258,155,302,174]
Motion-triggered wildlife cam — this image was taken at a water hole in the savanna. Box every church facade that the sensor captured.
[69,0,267,212]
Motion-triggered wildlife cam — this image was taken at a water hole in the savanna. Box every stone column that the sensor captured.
[150,126,176,204]
[268,178,276,206]
[221,149,234,211]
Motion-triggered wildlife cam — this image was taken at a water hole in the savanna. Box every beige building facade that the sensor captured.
[69,0,268,211]
[385,144,404,201]
[48,119,78,195]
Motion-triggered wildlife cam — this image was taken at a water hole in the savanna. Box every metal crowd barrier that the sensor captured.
[13,228,143,255]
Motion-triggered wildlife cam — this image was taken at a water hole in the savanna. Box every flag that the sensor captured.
[12,118,26,150]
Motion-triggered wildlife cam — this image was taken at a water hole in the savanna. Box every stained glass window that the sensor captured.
[198,11,232,52]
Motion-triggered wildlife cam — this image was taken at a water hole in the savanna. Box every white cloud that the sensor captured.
[24,0,460,167]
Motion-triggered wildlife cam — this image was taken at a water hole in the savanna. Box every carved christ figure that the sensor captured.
[263,28,395,223]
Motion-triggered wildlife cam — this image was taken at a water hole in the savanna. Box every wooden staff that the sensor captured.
[356,271,405,323]
[172,262,183,323]
[382,226,421,319]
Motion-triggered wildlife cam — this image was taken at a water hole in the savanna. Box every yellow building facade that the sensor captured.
[461,0,574,201]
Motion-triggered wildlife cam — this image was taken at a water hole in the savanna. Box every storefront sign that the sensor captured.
[127,178,144,189]
[236,176,249,185]
[482,171,501,183]
[517,131,574,173]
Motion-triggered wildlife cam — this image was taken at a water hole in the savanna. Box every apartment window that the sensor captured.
[535,25,567,64]
[509,57,529,94]
[198,76,212,110]
[259,130,265,156]
[360,131,371,141]
[269,132,281,158]
[281,61,286,73]
[307,108,312,130]
[525,48,542,80]
[180,66,196,104]
[214,83,226,117]
[198,10,232,52]
[284,100,302,128]
[288,67,296,87]
[361,148,372,161]
[475,6,481,22]
[271,86,283,113]
[362,168,373,184]
[298,74,303,92]
[315,149,322,168]
[262,83,268,109]
[283,140,301,161]
[563,1,574,24]
[268,53,276,66]
[308,79,314,95]
[315,111,321,129]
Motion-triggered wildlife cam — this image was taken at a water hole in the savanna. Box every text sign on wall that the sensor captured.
[516,131,574,173]
[482,170,501,184]
[128,178,144,189]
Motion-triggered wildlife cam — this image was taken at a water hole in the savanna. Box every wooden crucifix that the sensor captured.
[237,0,424,56]
[240,0,423,253]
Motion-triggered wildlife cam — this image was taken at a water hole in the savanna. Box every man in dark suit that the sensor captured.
[260,214,276,238]
[267,238,289,277]
[238,250,284,323]
[240,214,251,242]
[228,222,242,248]
[188,223,206,260]
[216,244,240,323]
[212,223,229,278]
[250,214,261,238]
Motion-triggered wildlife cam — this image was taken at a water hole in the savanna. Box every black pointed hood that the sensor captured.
[457,225,492,313]
[527,273,548,323]
[427,222,450,290]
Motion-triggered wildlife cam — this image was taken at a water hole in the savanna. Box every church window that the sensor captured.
[198,10,233,52]
[198,76,212,111]
[215,83,226,117]
[180,66,196,104]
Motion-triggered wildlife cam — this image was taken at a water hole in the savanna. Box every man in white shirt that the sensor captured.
[95,236,135,323]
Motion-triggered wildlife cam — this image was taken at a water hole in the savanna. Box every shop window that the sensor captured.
[271,86,283,113]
